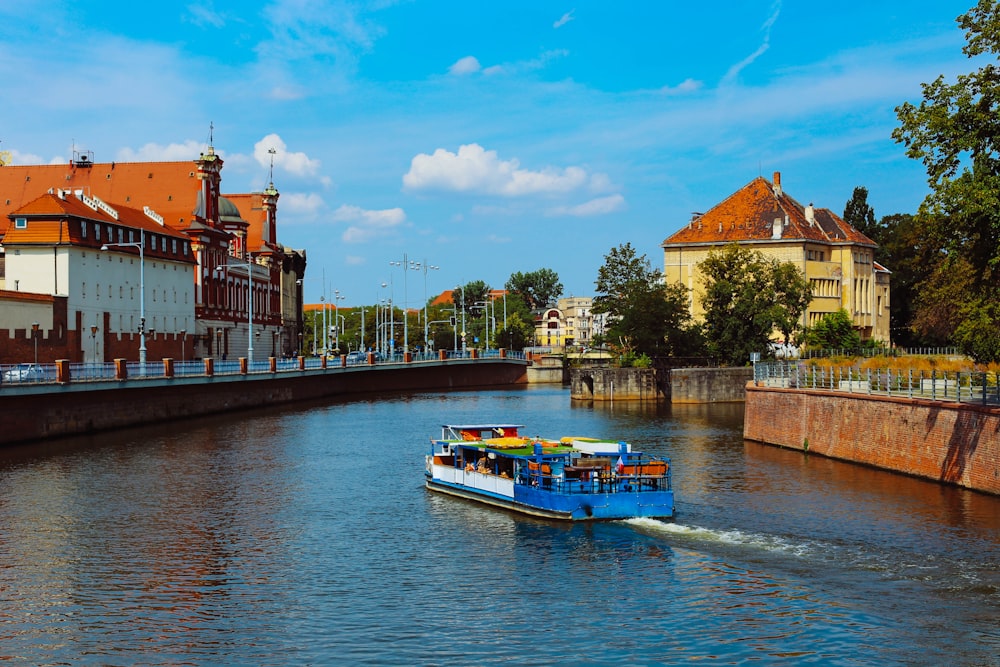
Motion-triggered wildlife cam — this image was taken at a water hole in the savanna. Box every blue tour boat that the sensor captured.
[425,424,675,520]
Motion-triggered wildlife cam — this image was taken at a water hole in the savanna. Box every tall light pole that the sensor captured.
[215,255,256,362]
[32,322,39,368]
[333,290,345,353]
[456,284,466,355]
[297,276,323,355]
[90,325,98,362]
[101,229,145,364]
[414,259,439,354]
[180,329,186,362]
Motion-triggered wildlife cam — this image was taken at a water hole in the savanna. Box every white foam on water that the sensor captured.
[625,517,817,558]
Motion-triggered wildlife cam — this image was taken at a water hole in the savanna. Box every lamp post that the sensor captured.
[31,322,39,369]
[459,284,466,355]
[415,259,439,354]
[101,230,145,365]
[333,290,345,353]
[180,329,186,363]
[215,256,256,362]
[90,324,98,362]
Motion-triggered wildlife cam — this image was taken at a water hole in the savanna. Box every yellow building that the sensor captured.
[661,172,890,343]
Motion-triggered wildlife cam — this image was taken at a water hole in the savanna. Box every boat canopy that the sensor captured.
[440,424,523,441]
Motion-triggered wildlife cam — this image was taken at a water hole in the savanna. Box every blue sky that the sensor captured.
[0,1,977,306]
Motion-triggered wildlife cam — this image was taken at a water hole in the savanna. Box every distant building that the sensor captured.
[533,297,606,349]
[661,171,890,344]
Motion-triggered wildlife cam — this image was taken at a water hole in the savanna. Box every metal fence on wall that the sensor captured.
[753,361,1000,405]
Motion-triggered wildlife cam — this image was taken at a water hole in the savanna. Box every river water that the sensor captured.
[0,385,997,666]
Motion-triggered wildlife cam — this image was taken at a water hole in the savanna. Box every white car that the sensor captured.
[3,363,53,383]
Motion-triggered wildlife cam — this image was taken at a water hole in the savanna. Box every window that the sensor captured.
[95,223,101,241]
[14,218,26,229]
[82,223,88,239]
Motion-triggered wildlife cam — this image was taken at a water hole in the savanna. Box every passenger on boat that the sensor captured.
[476,458,490,474]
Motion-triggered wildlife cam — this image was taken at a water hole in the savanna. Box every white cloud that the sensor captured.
[116,140,207,162]
[449,56,481,75]
[554,10,575,29]
[547,194,626,217]
[660,78,703,95]
[5,149,49,165]
[333,204,406,243]
[281,192,326,217]
[403,143,594,197]
[722,1,781,85]
[185,3,227,29]
[255,133,321,177]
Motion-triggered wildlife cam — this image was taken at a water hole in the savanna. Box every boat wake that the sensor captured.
[625,517,816,557]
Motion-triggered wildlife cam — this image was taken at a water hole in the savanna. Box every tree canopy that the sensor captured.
[698,244,812,366]
[592,242,701,358]
[506,269,563,310]
[843,186,877,239]
[892,0,1000,360]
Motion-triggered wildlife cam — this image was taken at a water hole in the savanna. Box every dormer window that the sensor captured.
[14,217,26,229]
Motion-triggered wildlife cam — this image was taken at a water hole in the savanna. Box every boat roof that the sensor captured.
[441,424,523,430]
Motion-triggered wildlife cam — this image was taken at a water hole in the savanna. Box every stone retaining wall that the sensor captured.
[744,383,1000,495]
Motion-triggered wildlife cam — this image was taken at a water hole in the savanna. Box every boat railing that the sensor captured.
[523,460,671,494]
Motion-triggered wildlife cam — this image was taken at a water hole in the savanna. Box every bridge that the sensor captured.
[0,352,529,447]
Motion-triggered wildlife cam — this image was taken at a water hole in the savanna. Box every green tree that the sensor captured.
[506,269,563,309]
[893,1,1000,359]
[843,186,878,239]
[802,309,862,350]
[593,243,702,358]
[698,244,813,365]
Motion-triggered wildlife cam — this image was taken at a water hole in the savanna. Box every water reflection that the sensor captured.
[0,387,997,665]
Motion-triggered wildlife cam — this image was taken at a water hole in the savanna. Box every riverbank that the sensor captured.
[0,358,528,446]
[744,382,1000,495]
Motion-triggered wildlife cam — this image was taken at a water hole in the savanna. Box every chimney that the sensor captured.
[805,203,815,226]
[773,171,782,197]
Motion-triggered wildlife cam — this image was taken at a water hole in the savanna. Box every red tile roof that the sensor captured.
[0,160,204,236]
[662,173,876,248]
[4,190,195,263]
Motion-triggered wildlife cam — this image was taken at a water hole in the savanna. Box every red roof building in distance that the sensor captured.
[0,147,307,363]
[661,171,890,343]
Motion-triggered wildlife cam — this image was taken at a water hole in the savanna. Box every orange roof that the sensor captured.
[662,172,876,248]
[4,191,195,263]
[0,160,204,236]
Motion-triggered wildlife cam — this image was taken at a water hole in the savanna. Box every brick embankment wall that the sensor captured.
[744,383,1000,495]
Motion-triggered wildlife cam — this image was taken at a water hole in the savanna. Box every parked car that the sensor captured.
[345,351,366,364]
[3,363,54,383]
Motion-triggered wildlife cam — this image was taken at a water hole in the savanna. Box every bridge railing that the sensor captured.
[753,361,1000,405]
[3,350,528,388]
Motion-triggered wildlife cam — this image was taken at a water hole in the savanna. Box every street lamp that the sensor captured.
[332,290,345,352]
[457,284,466,355]
[215,256,256,362]
[31,322,39,369]
[90,324,98,362]
[101,230,145,364]
[180,329,186,362]
[390,254,422,353]
[414,259,439,355]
